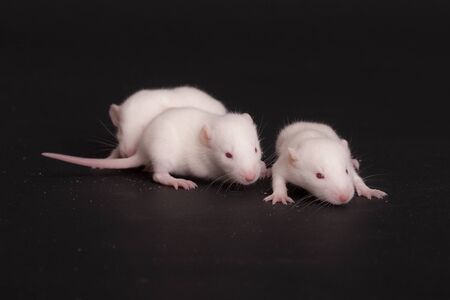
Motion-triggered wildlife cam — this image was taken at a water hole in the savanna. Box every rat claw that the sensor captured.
[356,186,387,200]
[176,179,198,190]
[153,173,198,190]
[263,194,273,202]
[264,193,294,205]
[372,189,387,199]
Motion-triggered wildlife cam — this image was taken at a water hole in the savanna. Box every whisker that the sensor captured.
[314,199,329,214]
[362,173,387,181]
[264,153,279,167]
[89,134,118,144]
[203,174,229,192]
[292,194,315,209]
[217,176,233,194]
[225,178,239,193]
[299,196,320,211]
[98,120,117,140]
[88,138,117,148]
[93,146,116,153]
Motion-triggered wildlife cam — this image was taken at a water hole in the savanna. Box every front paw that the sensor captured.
[263,193,294,205]
[262,167,272,178]
[260,162,271,178]
[356,187,387,200]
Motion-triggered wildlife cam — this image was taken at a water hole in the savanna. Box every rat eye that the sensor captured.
[255,147,258,153]
[316,172,325,179]
[225,152,233,159]
[346,169,349,174]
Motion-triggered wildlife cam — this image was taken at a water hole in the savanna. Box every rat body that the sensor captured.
[264,122,387,205]
[43,108,267,190]
[108,86,227,158]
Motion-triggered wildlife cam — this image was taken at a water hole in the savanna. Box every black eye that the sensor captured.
[346,169,349,174]
[255,147,258,153]
[316,173,325,179]
[225,152,233,159]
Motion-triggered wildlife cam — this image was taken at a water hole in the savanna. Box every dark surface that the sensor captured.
[1,1,450,299]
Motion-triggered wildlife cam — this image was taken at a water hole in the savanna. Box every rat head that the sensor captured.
[109,104,137,157]
[200,113,262,185]
[288,139,355,205]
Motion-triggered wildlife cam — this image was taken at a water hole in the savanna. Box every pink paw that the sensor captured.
[170,179,198,190]
[260,162,271,179]
[262,167,272,178]
[263,193,294,205]
[356,187,387,200]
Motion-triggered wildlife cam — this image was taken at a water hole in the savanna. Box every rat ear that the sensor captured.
[287,147,298,163]
[200,125,212,145]
[109,104,121,127]
[242,113,253,123]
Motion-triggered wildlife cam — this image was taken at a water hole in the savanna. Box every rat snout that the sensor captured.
[235,162,260,185]
[335,187,354,204]
[329,180,354,204]
[338,194,350,204]
[242,171,256,183]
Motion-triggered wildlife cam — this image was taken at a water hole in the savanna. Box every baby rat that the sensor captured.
[108,86,227,158]
[264,122,387,205]
[43,108,268,190]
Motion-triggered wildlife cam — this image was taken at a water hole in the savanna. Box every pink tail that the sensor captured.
[42,152,143,169]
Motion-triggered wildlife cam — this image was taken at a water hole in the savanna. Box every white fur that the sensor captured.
[264,122,387,205]
[43,108,268,190]
[109,86,227,157]
[141,108,265,186]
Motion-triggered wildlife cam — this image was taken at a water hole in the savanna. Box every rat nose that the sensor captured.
[243,172,256,182]
[338,194,349,203]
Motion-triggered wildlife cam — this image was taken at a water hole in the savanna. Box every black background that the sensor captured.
[1,1,449,299]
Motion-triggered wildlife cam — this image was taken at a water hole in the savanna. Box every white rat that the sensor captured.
[264,122,387,205]
[43,108,268,190]
[108,86,227,158]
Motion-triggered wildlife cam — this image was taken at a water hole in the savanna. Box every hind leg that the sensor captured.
[107,148,121,159]
[153,172,198,190]
[149,142,197,190]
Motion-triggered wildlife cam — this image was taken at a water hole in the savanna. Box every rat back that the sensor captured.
[115,87,227,157]
[276,122,340,154]
[169,86,227,115]
[140,108,221,178]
